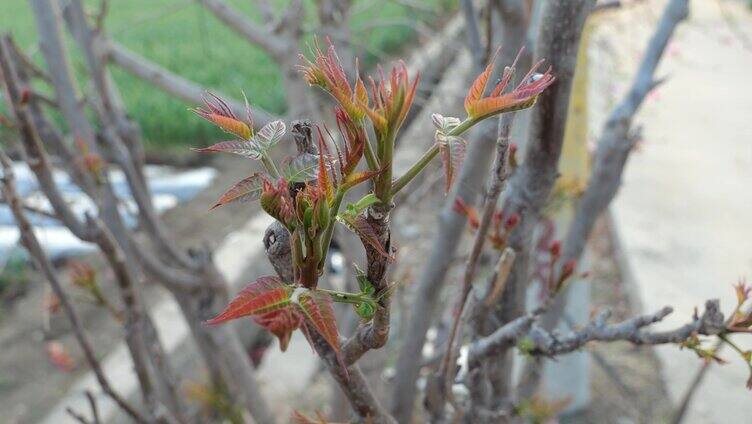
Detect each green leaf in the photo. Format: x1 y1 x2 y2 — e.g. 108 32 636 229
255 120 286 150
282 154 319 183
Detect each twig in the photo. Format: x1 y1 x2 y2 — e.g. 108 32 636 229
483 248 516 308
671 340 723 424
468 300 725 363
483 0 596 404
0 151 150 424
428 112 516 418
105 40 275 126
85 391 101 424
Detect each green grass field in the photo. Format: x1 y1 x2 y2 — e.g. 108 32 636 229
1 0 454 150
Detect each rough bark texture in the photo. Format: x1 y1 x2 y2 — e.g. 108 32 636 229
519 0 691 398
481 0 595 406
389 2 532 421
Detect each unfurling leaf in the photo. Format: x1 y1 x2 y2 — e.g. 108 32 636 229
261 178 296 226
436 134 467 194
255 120 286 149
68 260 97 290
431 113 461 133
210 173 264 210
454 197 480 229
193 93 253 139
282 154 319 183
254 308 302 351
316 132 335 201
192 140 263 160
206 276 292 325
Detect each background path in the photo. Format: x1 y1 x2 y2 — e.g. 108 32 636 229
602 1 752 422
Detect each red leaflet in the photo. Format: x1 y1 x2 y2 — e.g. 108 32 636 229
334 107 366 177
192 92 253 139
260 178 295 227
210 173 264 210
206 276 292 325
341 170 380 191
296 291 340 355
254 308 302 352
315 129 335 202
465 48 555 121
437 135 467 194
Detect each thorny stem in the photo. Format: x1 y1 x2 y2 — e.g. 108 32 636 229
391 118 475 194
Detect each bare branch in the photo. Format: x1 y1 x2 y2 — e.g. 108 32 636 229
195 0 287 58
427 112 517 419
63 0 198 271
541 0 691 356
0 152 150 424
391 3 534 420
468 300 725 364
483 0 595 403
105 40 275 126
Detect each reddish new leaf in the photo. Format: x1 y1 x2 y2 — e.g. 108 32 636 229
337 213 393 261
210 173 264 210
206 276 292 325
296 290 340 355
437 135 467 194
316 130 335 201
254 308 302 352
341 169 380 191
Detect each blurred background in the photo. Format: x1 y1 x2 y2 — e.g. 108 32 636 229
0 0 750 423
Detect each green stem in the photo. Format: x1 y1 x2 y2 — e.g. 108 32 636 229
317 287 374 305
318 188 347 270
363 132 379 172
376 130 396 203
390 118 475 195
260 153 280 179
720 333 751 365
